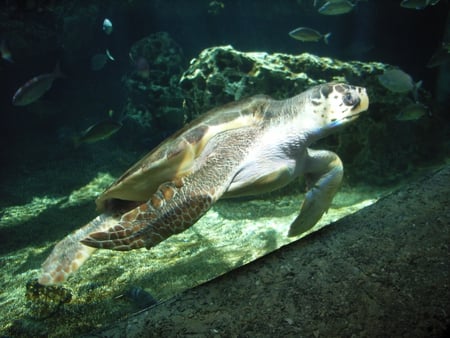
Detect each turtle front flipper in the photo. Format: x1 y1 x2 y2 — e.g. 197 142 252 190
288 149 343 237
81 130 252 252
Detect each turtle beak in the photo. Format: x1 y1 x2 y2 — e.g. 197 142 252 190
344 89 369 122
351 97 361 110
356 88 369 112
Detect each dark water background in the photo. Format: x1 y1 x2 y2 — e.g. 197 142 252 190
0 0 448 182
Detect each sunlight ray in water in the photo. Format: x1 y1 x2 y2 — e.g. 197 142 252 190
0 173 116 228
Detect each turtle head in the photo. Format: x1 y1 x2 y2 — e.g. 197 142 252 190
301 83 369 137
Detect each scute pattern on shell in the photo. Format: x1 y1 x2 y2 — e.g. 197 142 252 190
95 95 270 213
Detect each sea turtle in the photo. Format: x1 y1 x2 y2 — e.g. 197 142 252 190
38 83 369 285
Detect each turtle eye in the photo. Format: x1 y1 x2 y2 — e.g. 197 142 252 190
343 91 360 107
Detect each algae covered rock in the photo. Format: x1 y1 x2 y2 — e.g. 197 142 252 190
179 45 390 116
123 32 186 131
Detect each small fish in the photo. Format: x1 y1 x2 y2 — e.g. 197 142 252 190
74 119 122 147
117 286 158 310
378 68 421 100
400 0 439 9
1 40 13 63
289 27 331 44
318 0 361 15
90 49 114 71
314 0 349 5
102 18 113 35
105 48 115 61
12 63 64 106
395 102 428 121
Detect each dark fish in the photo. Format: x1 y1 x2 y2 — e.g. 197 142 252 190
289 27 331 44
74 119 122 147
400 0 440 9
117 286 158 310
12 63 64 106
1 40 13 63
427 44 450 68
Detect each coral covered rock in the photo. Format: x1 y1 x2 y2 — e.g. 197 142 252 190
179 45 391 116
123 32 186 131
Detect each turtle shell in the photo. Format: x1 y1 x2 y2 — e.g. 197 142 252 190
96 95 270 213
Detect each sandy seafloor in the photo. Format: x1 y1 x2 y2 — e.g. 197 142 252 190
0 142 449 336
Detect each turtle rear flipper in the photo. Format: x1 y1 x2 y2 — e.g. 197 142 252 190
82 129 253 251
81 182 217 251
288 149 343 237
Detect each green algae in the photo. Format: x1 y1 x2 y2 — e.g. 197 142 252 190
0 178 389 337
0 173 115 230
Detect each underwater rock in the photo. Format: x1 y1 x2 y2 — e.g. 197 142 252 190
179 45 440 185
25 278 72 319
180 45 413 115
123 32 186 133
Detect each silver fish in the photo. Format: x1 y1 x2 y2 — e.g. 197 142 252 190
314 0 358 6
289 27 331 44
102 18 113 35
378 69 421 100
395 102 428 121
400 0 440 9
318 0 358 15
12 63 64 106
74 119 122 147
105 49 115 61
